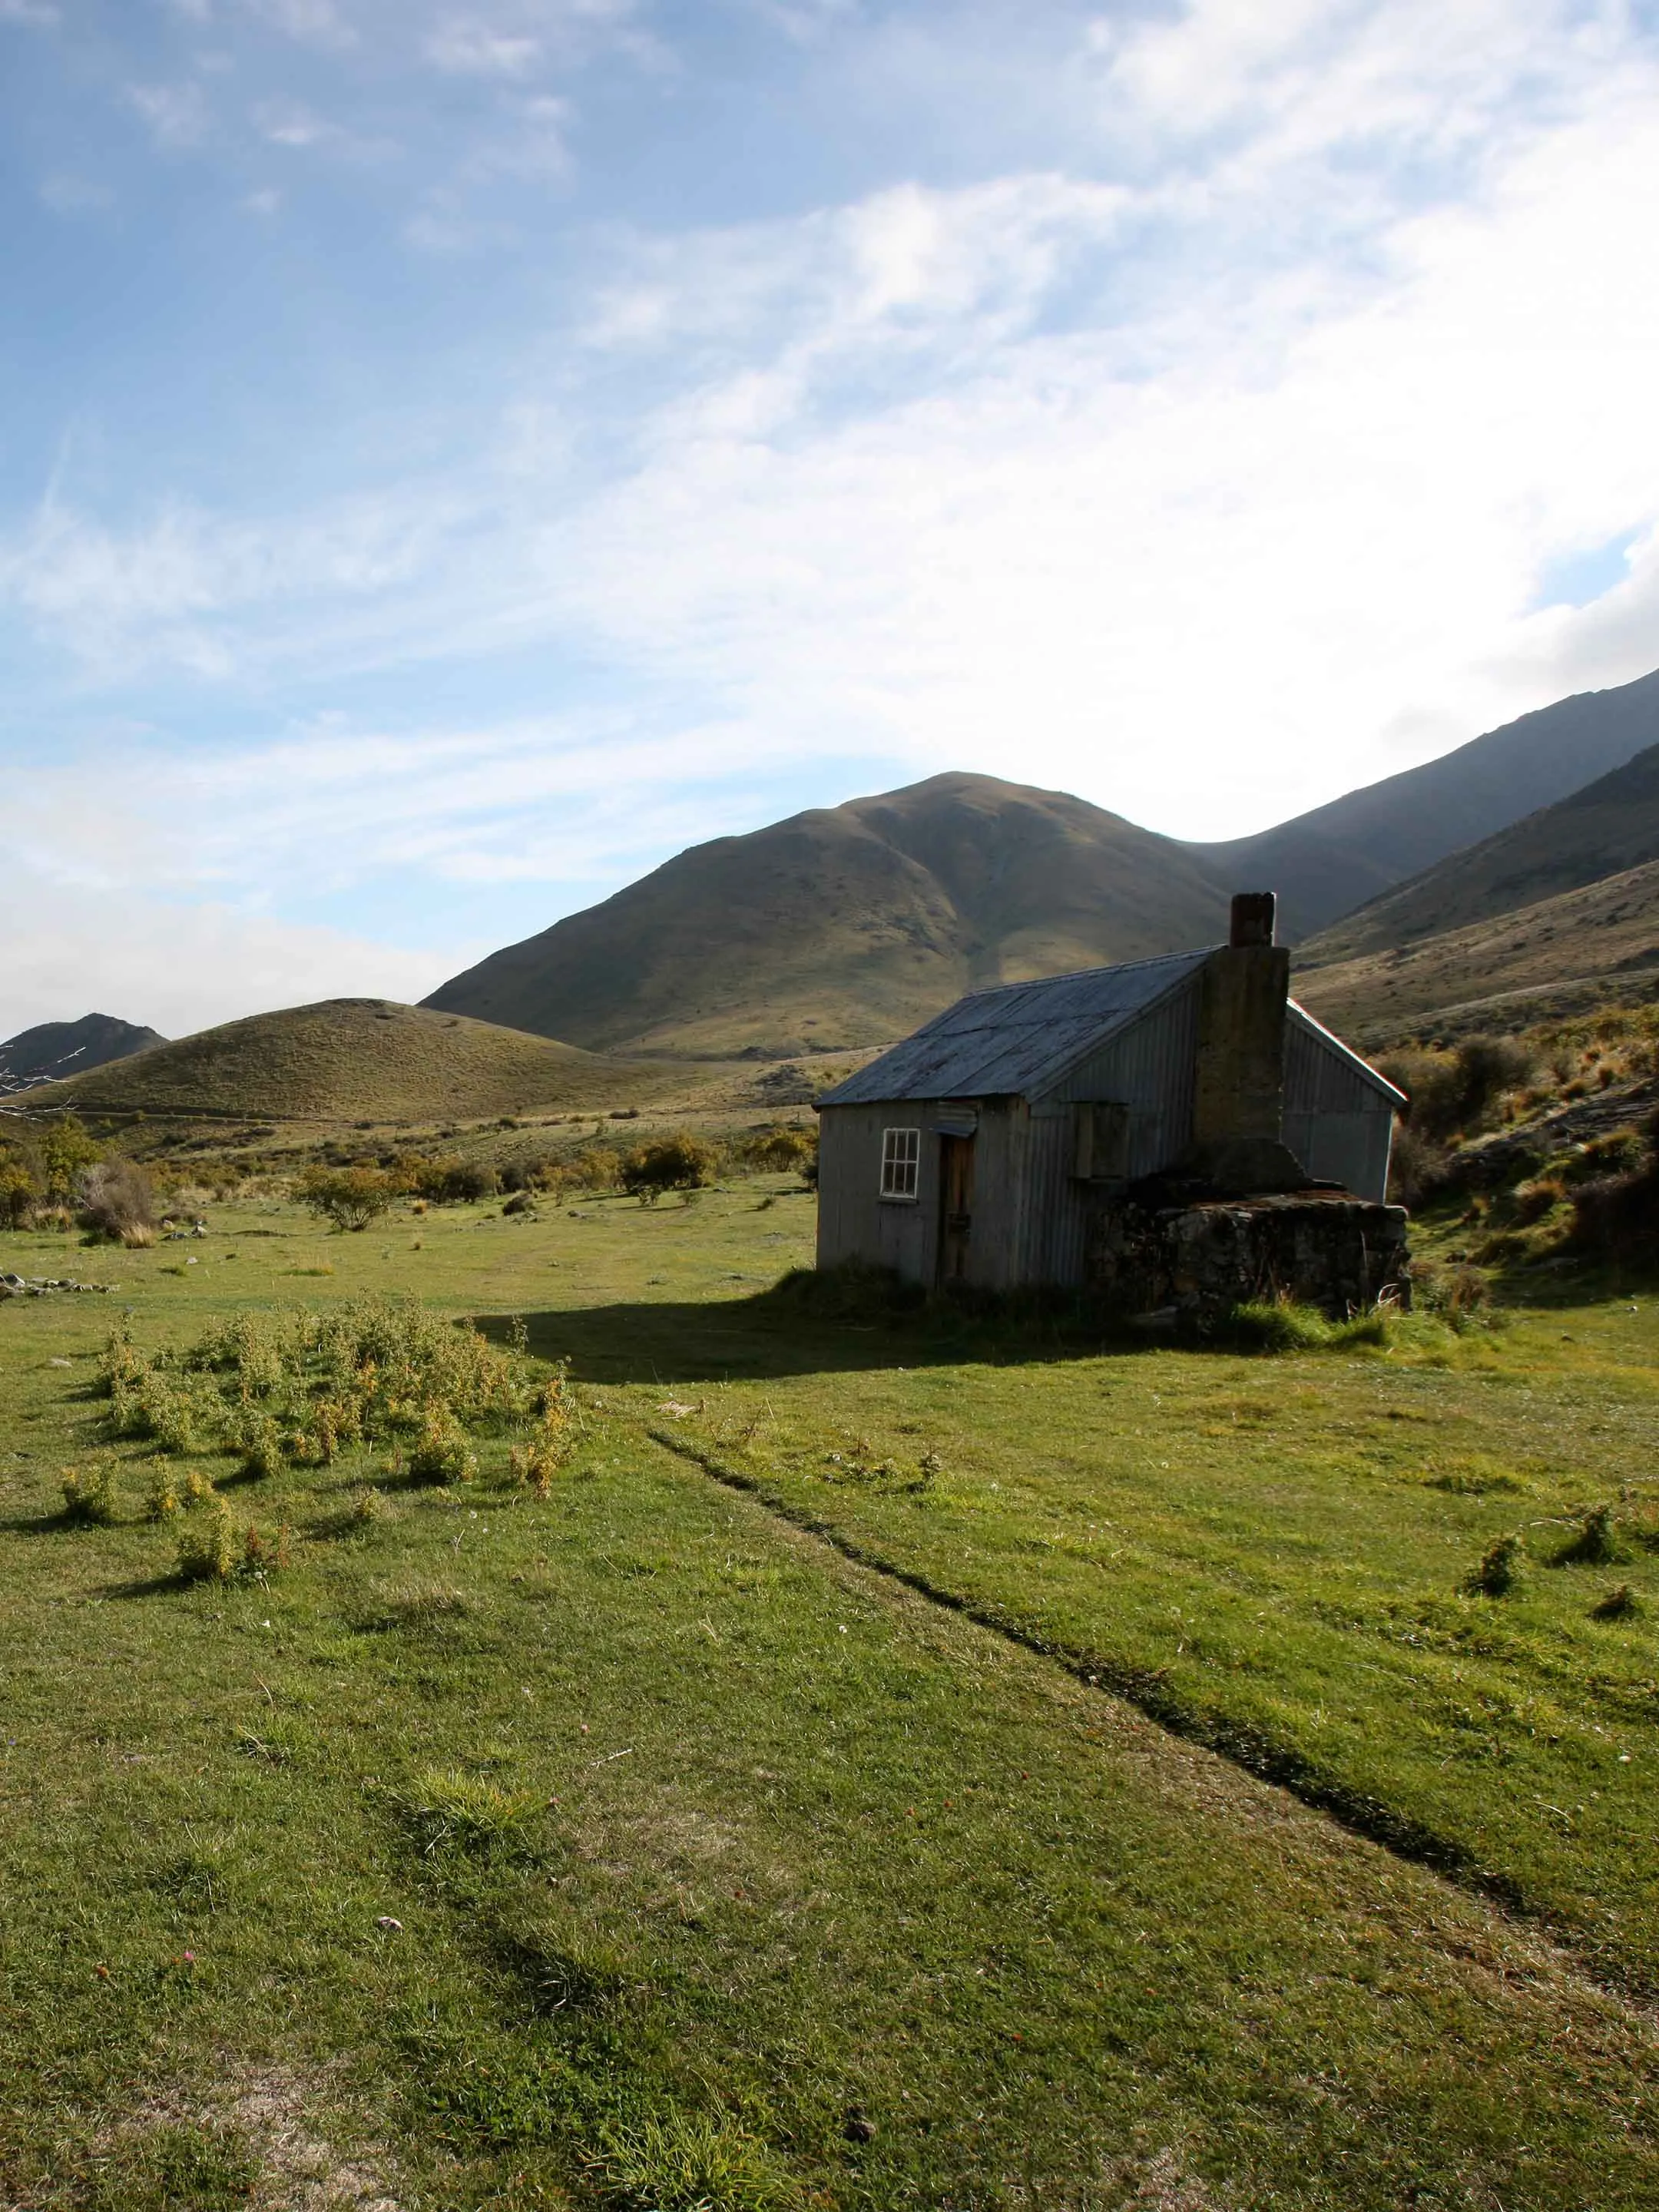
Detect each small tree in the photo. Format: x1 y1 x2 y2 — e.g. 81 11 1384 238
296 1164 395 1232
40 1113 101 1202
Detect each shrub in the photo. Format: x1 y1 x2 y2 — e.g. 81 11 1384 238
241 1523 290 1577
177 1502 236 1582
237 1410 286 1482
61 1460 120 1526
622 1132 717 1201
296 1164 396 1232
0 1161 38 1228
511 1409 570 1497
1387 1121 1451 1207
408 1402 476 1485
742 1128 817 1176
76 1159 157 1243
389 1154 498 1204
1464 1533 1521 1598
1568 1121 1659 1257
1556 1505 1621 1567
145 1465 181 1520
1379 1037 1541 1142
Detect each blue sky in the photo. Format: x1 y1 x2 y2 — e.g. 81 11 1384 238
4 0 1659 1038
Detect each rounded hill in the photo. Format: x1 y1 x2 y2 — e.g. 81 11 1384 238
17 999 659 1124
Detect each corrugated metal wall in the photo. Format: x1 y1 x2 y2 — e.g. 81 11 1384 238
1283 1018 1396 1200
1052 974 1201 1176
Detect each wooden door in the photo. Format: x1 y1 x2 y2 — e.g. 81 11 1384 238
938 1134 975 1286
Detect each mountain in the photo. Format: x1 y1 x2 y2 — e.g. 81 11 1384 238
1191 668 1659 940
1291 742 1659 1042
14 1000 662 1124
0 1013 164 1097
425 671 1659 1058
424 773 1233 1056
1298 743 1659 968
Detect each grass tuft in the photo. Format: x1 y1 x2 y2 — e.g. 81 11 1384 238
588 2108 800 2212
392 1768 538 1860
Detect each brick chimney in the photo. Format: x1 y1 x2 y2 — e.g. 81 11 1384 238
1188 892 1310 1191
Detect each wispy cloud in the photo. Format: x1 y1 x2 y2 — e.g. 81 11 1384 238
125 79 213 149
423 18 544 75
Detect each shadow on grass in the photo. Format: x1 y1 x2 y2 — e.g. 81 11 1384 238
482 1268 1138 1385
96 1571 192 1599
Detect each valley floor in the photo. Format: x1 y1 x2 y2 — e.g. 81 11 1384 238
2 1187 1656 2210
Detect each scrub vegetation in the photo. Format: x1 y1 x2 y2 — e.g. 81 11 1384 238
2 1169 1657 2210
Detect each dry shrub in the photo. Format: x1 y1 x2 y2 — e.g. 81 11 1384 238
1388 1120 1451 1207
1569 1114 1659 1257
1512 1175 1567 1225
77 1159 157 1243
1379 1036 1542 1143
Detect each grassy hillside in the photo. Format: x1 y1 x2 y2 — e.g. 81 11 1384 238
0 1012 164 1097
1294 859 1659 1045
15 999 670 1124
1201 666 1659 938
424 772 1233 1056
4 1189 1659 2206
426 674 1659 1058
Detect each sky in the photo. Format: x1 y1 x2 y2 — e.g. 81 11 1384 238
4 0 1659 1041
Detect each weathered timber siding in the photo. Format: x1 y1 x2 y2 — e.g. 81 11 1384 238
1283 1016 1396 1200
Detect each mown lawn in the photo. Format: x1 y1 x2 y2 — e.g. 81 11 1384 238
2 1184 1656 2209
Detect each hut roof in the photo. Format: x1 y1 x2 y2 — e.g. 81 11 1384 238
817 950 1210 1107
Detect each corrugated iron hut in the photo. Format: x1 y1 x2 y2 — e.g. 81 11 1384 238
813 892 1409 1317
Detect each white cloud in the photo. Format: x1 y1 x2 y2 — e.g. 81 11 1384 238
0 866 449 1042
243 0 356 48
125 80 212 149
0 0 59 28
423 18 543 75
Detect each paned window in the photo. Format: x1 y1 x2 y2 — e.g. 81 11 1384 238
879 1126 920 1199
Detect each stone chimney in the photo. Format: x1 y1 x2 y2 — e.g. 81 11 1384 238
1187 892 1310 1192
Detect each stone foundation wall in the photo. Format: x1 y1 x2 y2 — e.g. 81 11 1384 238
1089 1190 1410 1320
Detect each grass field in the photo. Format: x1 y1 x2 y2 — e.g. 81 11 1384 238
2 1183 1657 2210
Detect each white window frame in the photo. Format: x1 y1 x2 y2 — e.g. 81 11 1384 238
879 1125 921 1200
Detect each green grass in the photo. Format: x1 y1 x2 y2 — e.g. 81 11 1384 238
3 1184 1658 2207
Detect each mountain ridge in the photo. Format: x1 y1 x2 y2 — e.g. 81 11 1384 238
425 668 1659 1056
